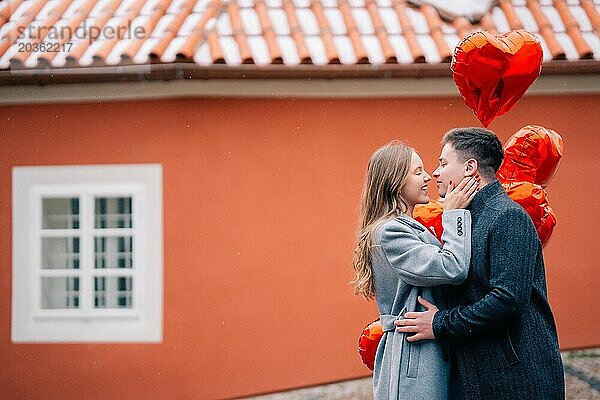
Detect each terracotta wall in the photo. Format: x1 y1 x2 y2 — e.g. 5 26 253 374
0 94 598 399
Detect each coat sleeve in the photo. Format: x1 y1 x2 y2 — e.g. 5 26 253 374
432 207 539 339
377 209 471 287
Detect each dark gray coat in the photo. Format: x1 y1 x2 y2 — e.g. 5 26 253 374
371 209 471 400
432 180 565 400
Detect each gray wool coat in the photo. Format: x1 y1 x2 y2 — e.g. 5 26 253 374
371 209 471 400
432 180 565 399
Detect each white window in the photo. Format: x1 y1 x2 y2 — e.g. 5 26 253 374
12 164 163 342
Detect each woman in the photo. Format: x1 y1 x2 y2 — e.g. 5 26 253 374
352 140 478 399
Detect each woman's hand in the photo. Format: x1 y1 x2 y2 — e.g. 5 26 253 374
443 176 480 210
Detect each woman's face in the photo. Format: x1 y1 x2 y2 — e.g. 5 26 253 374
401 152 431 208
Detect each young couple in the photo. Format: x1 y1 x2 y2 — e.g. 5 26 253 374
353 127 565 399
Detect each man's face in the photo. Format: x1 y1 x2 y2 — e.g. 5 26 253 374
433 143 467 198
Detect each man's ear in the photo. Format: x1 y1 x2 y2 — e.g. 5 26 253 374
464 158 478 177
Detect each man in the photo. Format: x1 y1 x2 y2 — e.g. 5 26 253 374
396 127 564 399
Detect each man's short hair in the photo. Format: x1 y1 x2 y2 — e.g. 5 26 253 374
442 127 504 179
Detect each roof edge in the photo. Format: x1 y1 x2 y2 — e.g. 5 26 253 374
2 73 600 105
0 61 599 87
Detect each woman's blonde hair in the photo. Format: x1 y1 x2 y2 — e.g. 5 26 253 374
351 140 414 300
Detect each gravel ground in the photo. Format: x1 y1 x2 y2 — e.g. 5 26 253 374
563 348 600 399
242 348 600 400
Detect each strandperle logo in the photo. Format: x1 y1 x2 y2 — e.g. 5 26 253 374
17 19 147 45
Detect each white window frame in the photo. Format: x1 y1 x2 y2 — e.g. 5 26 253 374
12 164 163 343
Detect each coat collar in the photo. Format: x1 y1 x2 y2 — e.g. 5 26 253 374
468 178 504 215
395 213 442 246
395 213 427 232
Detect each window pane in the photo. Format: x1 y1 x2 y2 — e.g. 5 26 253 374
94 277 133 308
41 277 80 309
42 237 80 269
95 197 132 228
94 236 133 269
42 198 79 229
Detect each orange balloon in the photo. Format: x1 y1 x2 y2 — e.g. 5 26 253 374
358 318 382 371
497 125 564 187
414 200 444 242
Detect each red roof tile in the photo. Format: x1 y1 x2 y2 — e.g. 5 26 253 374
366 0 396 62
555 0 594 57
0 0 599 71
528 0 566 59
393 0 425 62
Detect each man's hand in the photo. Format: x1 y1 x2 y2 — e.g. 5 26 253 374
395 296 438 342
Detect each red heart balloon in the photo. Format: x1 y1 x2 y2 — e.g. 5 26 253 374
497 125 564 187
452 30 543 127
501 181 557 245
